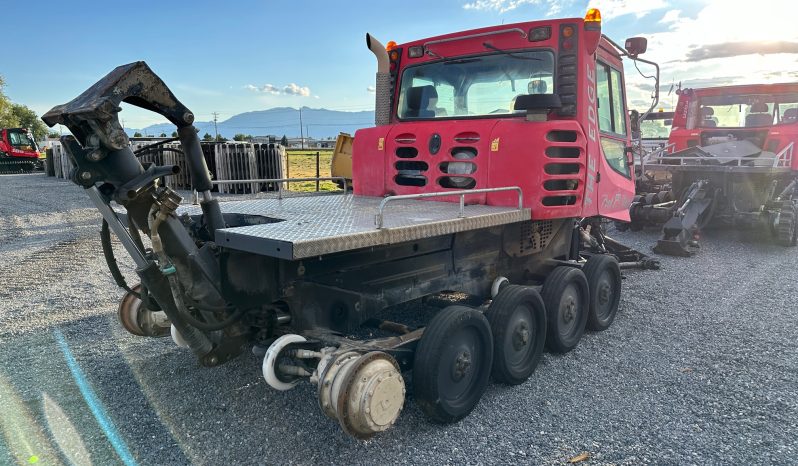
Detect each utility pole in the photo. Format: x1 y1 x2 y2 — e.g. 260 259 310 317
212 111 220 141
299 107 304 150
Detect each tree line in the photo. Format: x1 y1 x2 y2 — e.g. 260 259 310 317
0 74 50 140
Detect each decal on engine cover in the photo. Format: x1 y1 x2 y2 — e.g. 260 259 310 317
584 61 598 208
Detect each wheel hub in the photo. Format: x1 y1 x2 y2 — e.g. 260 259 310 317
562 296 577 323
598 282 611 305
512 322 530 350
452 350 472 381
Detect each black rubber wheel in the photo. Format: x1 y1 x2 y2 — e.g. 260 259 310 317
583 255 622 331
777 202 798 247
486 285 546 385
413 305 493 423
541 267 589 353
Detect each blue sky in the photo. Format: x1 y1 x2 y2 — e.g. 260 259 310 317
3 0 797 131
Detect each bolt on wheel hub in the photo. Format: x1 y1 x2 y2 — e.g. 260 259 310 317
598 282 611 305
452 350 472 381
562 297 577 323
512 322 530 350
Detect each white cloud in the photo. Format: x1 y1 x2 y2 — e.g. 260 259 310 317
283 83 311 97
586 0 667 20
463 0 665 18
462 0 540 13
659 9 681 24
245 82 311 97
366 85 376 93
623 0 798 111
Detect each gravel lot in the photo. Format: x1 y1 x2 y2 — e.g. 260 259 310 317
1 173 796 465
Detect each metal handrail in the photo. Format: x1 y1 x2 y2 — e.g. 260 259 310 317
644 143 794 169
375 187 523 229
641 143 675 167
210 176 348 200
775 142 794 167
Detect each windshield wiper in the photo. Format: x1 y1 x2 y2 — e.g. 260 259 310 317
483 42 541 60
443 58 482 65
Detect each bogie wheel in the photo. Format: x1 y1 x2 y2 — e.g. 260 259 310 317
486 285 546 385
117 284 170 337
541 266 589 353
583 255 622 331
777 202 798 247
413 305 493 423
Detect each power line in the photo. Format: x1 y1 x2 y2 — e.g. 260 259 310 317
212 111 220 140
298 108 304 150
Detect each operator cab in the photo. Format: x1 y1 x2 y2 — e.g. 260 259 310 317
356 9 653 222
671 83 798 161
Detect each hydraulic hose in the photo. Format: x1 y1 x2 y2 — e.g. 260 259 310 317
148 204 242 332
101 219 140 298
148 205 213 355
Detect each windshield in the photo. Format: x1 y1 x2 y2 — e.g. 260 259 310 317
397 50 555 120
8 130 37 149
640 114 672 139
697 93 798 128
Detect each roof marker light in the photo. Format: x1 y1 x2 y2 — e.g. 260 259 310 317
386 41 398 51
585 8 601 22
408 46 424 58
528 26 551 42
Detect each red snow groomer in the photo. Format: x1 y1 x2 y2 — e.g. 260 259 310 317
0 128 40 173
43 9 657 439
630 83 798 255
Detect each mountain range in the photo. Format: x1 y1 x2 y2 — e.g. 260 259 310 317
125 106 375 139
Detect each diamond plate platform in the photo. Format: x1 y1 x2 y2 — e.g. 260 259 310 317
177 194 530 260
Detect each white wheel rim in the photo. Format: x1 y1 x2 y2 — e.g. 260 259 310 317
491 276 509 298
263 334 307 391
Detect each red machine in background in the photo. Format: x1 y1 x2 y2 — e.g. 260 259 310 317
669 83 798 157
630 83 798 254
0 128 40 173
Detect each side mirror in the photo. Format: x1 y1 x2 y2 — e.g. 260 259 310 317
624 37 647 58
629 109 641 134
664 119 673 126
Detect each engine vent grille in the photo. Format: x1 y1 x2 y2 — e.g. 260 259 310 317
519 220 555 254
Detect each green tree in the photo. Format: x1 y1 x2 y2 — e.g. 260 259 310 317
0 75 12 128
133 132 143 137
159 132 167 137
8 104 48 141
215 135 228 142
171 131 178 138
233 133 247 141
280 135 288 146
47 131 60 139
202 132 214 141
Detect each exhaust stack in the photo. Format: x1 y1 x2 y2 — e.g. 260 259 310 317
366 33 391 126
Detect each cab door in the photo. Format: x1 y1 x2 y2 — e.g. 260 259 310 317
595 60 635 221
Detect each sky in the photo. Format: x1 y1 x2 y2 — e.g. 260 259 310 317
2 0 797 133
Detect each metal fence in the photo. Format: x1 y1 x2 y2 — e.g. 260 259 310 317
47 140 287 192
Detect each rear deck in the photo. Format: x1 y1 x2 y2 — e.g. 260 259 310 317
179 193 530 260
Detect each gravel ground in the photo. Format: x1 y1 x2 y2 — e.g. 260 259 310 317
1 173 796 465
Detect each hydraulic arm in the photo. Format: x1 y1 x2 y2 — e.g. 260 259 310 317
42 62 238 366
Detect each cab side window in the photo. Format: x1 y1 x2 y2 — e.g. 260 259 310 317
596 61 630 177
